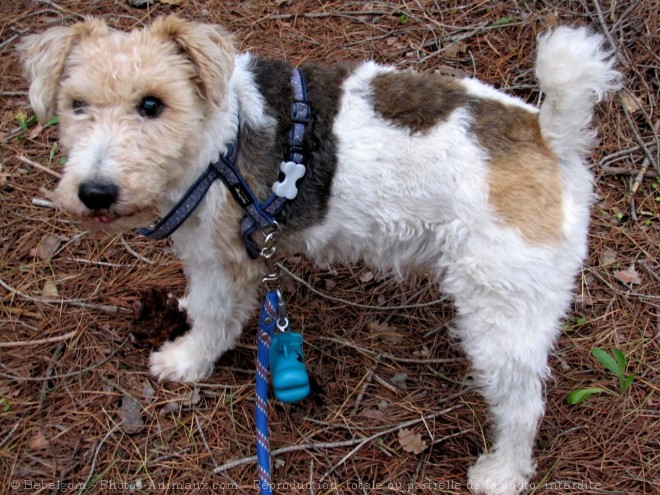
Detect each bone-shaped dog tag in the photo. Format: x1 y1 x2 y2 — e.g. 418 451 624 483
272 161 306 200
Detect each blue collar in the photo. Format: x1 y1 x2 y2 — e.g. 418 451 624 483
138 68 310 258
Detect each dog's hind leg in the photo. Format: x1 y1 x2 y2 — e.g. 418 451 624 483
442 250 571 495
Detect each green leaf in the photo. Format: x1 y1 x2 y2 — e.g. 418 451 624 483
491 16 516 28
566 387 608 405
16 112 29 132
49 142 58 163
621 374 634 393
0 397 9 412
398 14 409 24
611 348 627 372
591 348 622 379
44 116 59 128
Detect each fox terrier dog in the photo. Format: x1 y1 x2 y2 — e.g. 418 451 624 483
19 16 619 495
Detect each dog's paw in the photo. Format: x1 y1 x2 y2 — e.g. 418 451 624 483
468 452 534 495
149 338 213 383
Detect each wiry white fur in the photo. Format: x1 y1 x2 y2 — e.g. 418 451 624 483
21 19 619 495
536 26 621 162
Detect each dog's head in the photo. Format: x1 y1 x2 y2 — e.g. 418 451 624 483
18 16 235 231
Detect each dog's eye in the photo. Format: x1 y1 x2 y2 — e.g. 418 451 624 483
138 96 164 118
72 100 86 115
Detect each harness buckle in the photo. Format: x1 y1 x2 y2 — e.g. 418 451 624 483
291 100 312 124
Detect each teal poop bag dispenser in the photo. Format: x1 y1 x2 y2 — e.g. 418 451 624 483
269 331 310 403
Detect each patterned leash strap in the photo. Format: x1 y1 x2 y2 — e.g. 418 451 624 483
256 289 279 495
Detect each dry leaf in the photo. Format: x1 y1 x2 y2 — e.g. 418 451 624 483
391 372 408 390
120 395 144 434
621 93 643 114
28 431 49 450
413 345 431 358
32 234 61 261
368 321 403 343
444 41 468 57
324 278 336 291
543 12 559 28
574 292 594 306
160 0 183 5
42 280 58 298
143 382 155 401
361 408 385 420
359 271 374 283
28 123 44 140
614 265 642 285
398 428 427 454
602 248 617 266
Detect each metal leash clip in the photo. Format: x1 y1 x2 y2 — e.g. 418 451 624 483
260 222 283 288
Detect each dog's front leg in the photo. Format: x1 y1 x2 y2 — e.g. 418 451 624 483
149 255 262 383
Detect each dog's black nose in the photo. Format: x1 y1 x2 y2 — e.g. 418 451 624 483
78 182 119 210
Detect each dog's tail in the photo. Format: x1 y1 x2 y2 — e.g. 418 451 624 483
535 26 620 162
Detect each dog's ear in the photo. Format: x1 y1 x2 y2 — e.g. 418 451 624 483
151 16 235 109
17 17 109 124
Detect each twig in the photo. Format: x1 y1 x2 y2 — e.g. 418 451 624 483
0 90 28 96
39 342 66 409
628 176 637 222
120 235 156 265
590 0 629 66
195 412 219 469
31 197 57 209
0 34 21 50
0 330 77 348
600 166 658 178
76 422 121 495
267 10 394 21
309 459 314 495
588 0 659 172
66 257 133 269
318 336 461 365
350 354 382 417
629 157 650 221
0 337 129 382
0 423 20 450
372 373 400 394
414 23 489 65
214 404 463 474
618 93 659 173
17 154 62 179
277 263 448 311
0 276 129 314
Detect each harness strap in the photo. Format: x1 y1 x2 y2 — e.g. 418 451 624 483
137 143 237 240
240 68 311 257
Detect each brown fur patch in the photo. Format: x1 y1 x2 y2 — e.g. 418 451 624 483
371 71 468 132
470 99 563 245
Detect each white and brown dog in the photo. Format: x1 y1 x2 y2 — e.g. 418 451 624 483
19 16 619 495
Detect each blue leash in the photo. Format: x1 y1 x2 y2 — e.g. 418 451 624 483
256 290 310 495
256 290 278 494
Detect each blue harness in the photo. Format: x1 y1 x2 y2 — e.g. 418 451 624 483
138 68 312 495
139 68 311 258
